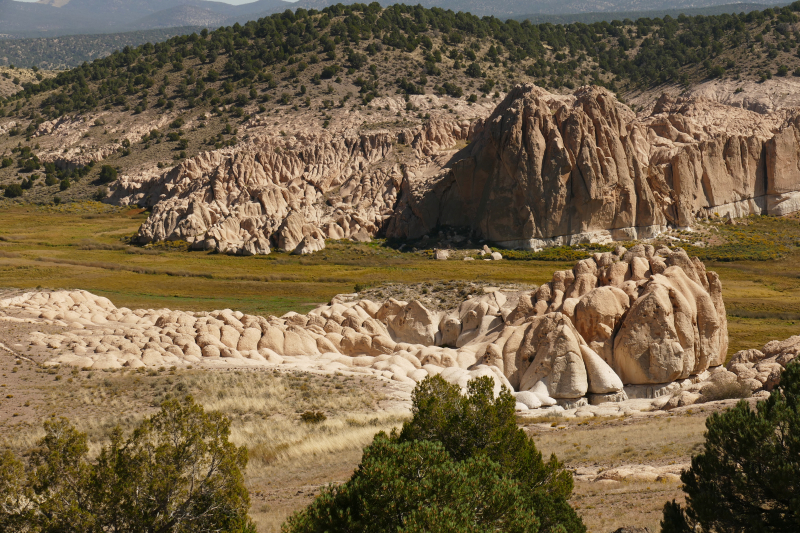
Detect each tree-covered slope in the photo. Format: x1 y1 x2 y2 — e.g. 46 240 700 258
3 2 800 135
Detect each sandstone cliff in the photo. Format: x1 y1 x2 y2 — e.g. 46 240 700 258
113 84 800 253
387 85 800 247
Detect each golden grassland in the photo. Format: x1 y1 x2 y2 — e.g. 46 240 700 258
1 204 799 356
0 352 409 531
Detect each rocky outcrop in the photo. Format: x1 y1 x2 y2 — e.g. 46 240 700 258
5 249 751 411
470 244 728 390
387 85 665 247
386 85 800 246
726 335 799 391
112 119 473 255
111 84 800 254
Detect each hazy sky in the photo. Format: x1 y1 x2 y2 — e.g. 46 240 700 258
13 0 276 4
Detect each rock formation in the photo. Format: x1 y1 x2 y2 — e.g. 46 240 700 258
111 119 473 255
726 335 799 392
387 85 800 246
111 84 800 255
7 250 780 414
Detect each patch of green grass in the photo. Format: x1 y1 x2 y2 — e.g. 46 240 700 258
497 244 619 262
2 206 800 356
0 206 569 317
685 215 800 261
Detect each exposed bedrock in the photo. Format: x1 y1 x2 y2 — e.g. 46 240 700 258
112 84 800 255
111 120 472 255
387 84 665 246
387 85 800 246
5 248 745 408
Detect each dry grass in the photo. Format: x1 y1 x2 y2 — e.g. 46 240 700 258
699 381 752 402
572 479 684 533
525 412 715 532
529 413 708 467
0 345 407 532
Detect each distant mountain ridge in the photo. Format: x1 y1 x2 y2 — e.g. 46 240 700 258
512 2 790 23
0 0 293 36
0 0 785 36
131 5 231 29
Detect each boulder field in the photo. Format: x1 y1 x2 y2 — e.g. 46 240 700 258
2 247 794 413
111 83 800 255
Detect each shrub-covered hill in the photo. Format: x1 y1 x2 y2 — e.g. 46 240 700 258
4 1 800 126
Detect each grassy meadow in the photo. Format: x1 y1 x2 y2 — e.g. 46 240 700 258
1 203 799 356
0 203 573 316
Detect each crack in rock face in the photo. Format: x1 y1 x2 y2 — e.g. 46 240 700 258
6 247 788 414
111 83 800 256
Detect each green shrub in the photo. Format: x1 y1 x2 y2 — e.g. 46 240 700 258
286 376 584 533
3 183 23 198
44 174 58 186
59 178 70 191
465 62 483 78
0 396 253 532
397 375 584 532
300 410 326 424
661 361 800 532
22 159 40 172
97 165 117 184
441 81 463 97
283 437 539 533
93 186 108 201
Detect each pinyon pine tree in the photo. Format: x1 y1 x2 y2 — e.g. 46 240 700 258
283 375 584 533
662 361 800 533
0 396 254 533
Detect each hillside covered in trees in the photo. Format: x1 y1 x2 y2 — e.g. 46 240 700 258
2 2 800 124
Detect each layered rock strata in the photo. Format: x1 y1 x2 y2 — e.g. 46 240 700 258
112 84 800 255
5 249 767 411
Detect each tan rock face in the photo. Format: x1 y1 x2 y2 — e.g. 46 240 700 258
386 85 800 246
387 85 662 246
497 246 728 385
111 84 800 254
613 261 725 384
113 119 471 255
515 313 589 398
573 286 630 364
